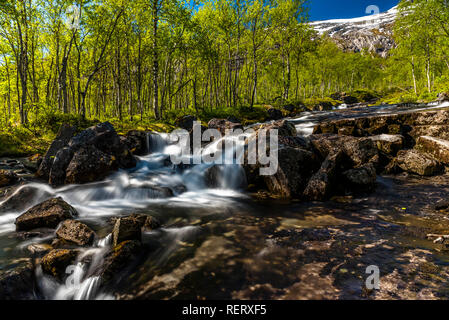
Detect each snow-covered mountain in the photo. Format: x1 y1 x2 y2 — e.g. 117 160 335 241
310 6 398 57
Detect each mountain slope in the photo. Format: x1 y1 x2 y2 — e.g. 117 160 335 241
310 6 398 57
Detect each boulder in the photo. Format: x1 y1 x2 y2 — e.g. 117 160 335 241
124 130 149 155
41 122 136 187
56 220 95 246
369 134 404 156
0 259 36 300
208 118 243 135
49 147 74 186
395 149 443 176
226 115 241 123
37 124 78 179
98 240 142 285
64 145 118 185
175 115 197 131
253 120 297 137
15 197 77 231
342 95 358 105
415 136 449 165
342 162 377 190
40 249 79 280
282 104 296 113
110 214 161 232
262 147 317 199
0 170 18 188
266 108 283 121
112 216 142 247
309 134 378 165
303 151 348 201
341 137 378 167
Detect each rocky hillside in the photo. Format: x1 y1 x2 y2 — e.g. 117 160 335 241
310 6 398 58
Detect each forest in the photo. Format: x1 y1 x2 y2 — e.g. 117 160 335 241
0 0 448 156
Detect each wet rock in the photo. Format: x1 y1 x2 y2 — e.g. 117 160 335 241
395 149 443 176
49 147 74 186
27 243 53 255
0 185 52 213
21 155 42 173
416 136 449 165
342 95 358 105
226 115 241 123
208 118 243 135
175 115 197 131
263 147 316 199
0 259 36 300
64 145 118 185
0 169 18 187
124 185 173 199
256 119 297 137
303 151 347 201
37 124 78 180
266 108 283 121
99 240 142 284
309 134 378 166
278 136 312 150
110 214 161 232
341 137 378 167
205 165 247 189
40 122 136 186
369 134 404 156
113 217 142 247
342 162 377 190
56 220 95 246
282 104 296 113
15 197 78 231
124 130 148 155
40 249 79 280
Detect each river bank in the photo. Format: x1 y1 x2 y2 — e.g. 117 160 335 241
2 101 449 300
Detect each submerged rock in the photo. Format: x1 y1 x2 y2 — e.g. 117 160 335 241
56 220 95 246
0 259 36 300
15 197 78 231
40 249 79 280
0 169 18 188
394 149 443 176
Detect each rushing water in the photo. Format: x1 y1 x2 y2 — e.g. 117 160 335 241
2 102 449 300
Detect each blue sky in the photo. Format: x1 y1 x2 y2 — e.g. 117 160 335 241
308 0 399 21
